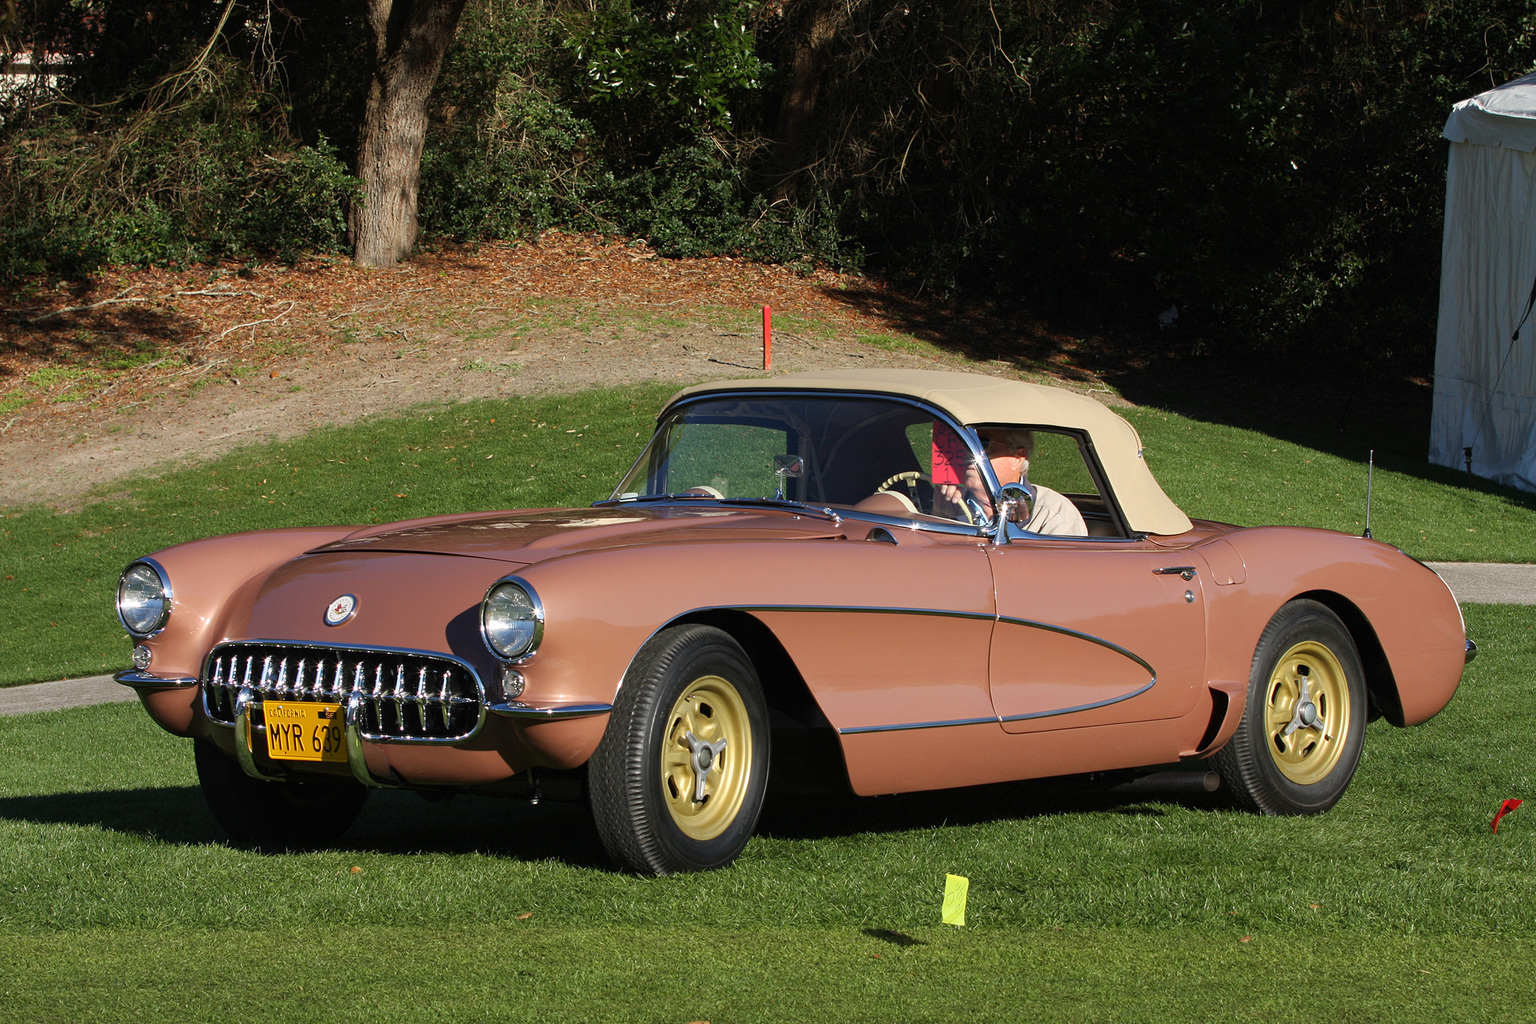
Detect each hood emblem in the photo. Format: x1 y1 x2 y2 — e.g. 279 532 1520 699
324 594 357 626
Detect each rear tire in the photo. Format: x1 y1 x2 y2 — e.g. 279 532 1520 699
588 625 770 874
194 739 368 850
1214 600 1366 815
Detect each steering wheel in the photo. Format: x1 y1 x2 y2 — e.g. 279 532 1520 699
875 472 976 525
876 470 927 496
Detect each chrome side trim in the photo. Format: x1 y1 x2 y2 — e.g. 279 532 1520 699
733 603 997 623
731 603 1160 686
769 607 1157 735
615 603 1001 710
839 714 999 736
997 679 1158 723
836 680 1158 735
489 701 614 721
994 615 1157 678
836 684 1161 736
114 670 198 689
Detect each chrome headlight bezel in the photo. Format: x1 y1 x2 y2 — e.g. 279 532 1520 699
117 559 172 638
481 577 544 662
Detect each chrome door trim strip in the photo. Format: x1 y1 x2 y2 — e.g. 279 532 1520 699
997 678 1158 723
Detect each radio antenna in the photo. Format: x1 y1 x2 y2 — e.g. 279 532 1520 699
1363 449 1375 540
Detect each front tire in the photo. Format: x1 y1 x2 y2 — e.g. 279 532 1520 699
588 625 770 874
194 739 368 850
1214 600 1367 815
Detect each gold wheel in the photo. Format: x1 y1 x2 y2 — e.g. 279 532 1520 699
590 625 769 873
659 673 754 841
1261 640 1353 786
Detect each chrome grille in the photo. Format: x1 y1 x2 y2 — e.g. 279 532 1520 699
202 641 484 742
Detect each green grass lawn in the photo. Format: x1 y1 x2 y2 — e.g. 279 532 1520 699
4 380 1535 688
0 603 1531 1021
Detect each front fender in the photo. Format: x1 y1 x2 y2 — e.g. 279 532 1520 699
123 527 363 699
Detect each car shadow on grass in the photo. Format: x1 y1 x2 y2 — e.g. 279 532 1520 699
0 770 1227 868
0 785 610 868
757 769 1229 841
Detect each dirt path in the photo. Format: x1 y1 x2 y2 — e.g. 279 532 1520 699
2 233 1093 510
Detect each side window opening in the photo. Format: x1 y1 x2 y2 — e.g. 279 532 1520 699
972 425 1124 539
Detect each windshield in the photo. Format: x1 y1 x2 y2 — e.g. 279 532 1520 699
611 394 983 522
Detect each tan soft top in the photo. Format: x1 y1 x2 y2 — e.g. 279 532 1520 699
673 369 1192 536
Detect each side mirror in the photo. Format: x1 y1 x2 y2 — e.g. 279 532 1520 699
773 453 805 500
991 482 1033 542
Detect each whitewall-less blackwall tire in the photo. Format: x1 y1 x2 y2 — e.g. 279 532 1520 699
588 625 770 874
1214 599 1367 815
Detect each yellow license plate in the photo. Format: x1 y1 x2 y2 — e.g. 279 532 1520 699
263 701 347 763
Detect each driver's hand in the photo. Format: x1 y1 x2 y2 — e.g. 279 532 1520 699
940 481 992 520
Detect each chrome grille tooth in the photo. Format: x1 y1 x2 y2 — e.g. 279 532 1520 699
274 657 289 700
415 667 429 736
439 670 452 732
208 656 226 717
351 661 366 702
371 663 384 733
293 658 307 700
258 655 275 700
399 666 411 736
330 659 346 702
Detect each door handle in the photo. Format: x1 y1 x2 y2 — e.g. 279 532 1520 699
1154 566 1198 581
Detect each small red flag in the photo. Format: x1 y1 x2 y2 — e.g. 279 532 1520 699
1491 798 1523 833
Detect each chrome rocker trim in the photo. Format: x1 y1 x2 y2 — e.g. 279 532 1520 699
489 701 614 720
114 670 199 689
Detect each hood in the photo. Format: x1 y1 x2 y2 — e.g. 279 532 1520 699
311 505 847 565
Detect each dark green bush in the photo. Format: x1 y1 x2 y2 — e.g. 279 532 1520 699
0 95 356 277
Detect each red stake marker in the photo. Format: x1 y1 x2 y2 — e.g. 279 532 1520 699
1492 798 1523 833
763 304 772 371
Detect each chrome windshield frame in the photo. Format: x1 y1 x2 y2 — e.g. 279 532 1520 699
604 387 1000 537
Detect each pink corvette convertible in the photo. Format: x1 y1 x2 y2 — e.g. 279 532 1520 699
115 369 1472 873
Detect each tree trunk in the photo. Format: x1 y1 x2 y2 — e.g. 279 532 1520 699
354 0 467 268
770 0 845 206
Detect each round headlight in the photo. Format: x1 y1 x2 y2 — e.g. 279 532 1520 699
117 561 170 637
482 579 543 661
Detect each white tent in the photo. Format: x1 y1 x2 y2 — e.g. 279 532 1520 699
1431 72 1536 491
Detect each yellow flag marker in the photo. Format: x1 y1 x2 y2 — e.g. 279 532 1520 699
942 874 969 927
